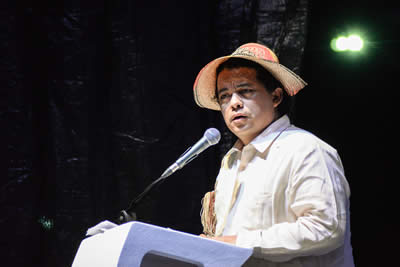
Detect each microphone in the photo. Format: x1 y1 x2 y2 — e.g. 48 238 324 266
118 128 221 223
160 128 221 179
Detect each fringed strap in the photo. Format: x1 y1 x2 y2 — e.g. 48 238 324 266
200 190 216 236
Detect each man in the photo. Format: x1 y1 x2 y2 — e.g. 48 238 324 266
194 43 354 266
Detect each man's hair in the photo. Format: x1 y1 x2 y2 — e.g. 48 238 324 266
215 58 294 118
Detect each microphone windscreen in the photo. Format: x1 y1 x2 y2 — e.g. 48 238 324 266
204 128 221 145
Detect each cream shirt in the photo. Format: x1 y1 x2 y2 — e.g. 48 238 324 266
214 115 354 266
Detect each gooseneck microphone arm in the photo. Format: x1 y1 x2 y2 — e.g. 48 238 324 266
118 175 165 223
118 128 221 224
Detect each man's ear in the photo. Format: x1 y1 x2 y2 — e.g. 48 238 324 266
272 87 283 108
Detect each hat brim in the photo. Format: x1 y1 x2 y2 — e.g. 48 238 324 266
193 55 307 111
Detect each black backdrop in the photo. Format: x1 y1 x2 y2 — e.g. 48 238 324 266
1 1 399 266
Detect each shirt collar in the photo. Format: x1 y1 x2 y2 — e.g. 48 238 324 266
222 115 291 169
250 114 291 154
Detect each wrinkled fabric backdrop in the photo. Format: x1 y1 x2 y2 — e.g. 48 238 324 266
1 0 398 266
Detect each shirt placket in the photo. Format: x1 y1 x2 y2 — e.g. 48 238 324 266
218 145 257 236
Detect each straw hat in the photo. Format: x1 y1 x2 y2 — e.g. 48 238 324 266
193 43 307 110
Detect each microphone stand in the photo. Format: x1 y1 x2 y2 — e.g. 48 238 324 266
117 146 196 224
117 175 168 224
117 128 220 224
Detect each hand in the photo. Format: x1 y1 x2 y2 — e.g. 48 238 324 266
200 234 237 244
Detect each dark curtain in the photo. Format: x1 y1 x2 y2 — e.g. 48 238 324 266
1 1 308 266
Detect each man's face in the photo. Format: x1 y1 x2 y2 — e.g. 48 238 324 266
216 67 281 145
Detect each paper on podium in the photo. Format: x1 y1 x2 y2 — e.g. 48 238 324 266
72 221 255 267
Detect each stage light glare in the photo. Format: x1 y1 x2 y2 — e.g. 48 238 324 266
347 34 364 51
330 38 340 51
331 34 364 52
335 36 349 51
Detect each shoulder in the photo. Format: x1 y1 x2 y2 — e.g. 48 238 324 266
278 125 350 197
276 125 339 159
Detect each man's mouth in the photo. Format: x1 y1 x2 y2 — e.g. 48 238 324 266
232 114 248 122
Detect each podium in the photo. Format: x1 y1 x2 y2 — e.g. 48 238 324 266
72 221 260 267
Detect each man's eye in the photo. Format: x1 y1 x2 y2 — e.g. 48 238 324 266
219 94 229 100
240 89 253 95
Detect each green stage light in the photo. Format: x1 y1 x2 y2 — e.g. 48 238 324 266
38 216 54 230
331 34 364 52
336 36 349 51
347 35 364 51
330 38 339 52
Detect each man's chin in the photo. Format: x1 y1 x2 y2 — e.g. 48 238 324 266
230 126 251 138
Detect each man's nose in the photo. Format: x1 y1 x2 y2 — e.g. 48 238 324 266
230 93 243 110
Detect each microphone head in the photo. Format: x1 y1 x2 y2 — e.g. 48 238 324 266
204 128 221 145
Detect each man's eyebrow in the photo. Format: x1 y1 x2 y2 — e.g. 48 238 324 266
236 82 253 88
218 83 253 94
217 87 228 95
